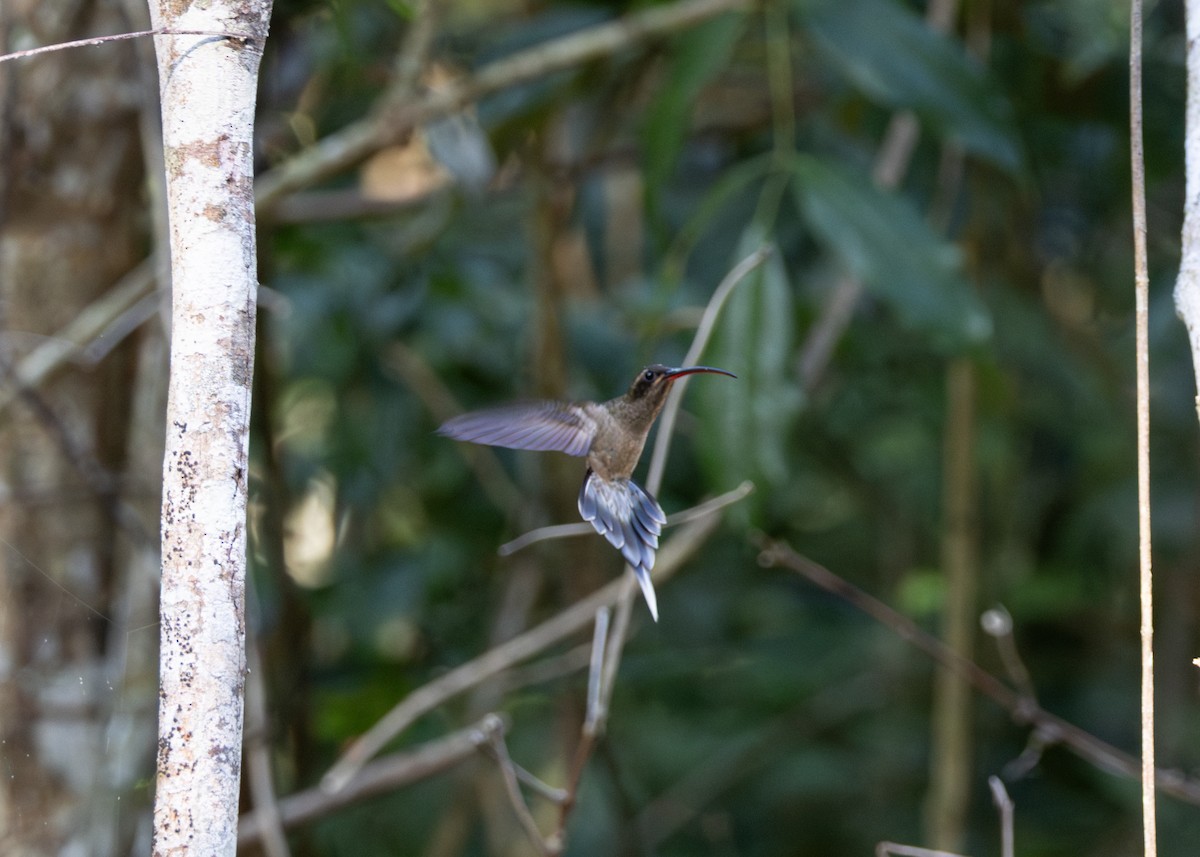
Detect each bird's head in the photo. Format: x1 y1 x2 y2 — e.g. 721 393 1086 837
624 364 736 412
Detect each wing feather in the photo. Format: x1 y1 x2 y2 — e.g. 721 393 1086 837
438 402 597 456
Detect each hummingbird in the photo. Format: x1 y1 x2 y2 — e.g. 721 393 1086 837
437 364 736 621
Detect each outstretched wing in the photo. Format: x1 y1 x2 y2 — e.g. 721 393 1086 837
438 402 598 457
578 472 668 621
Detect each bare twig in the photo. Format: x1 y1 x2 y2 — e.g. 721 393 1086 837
238 719 497 847
988 776 1014 857
0 27 256 65
753 536 1200 807
321 505 735 794
1129 0 1157 853
499 480 753 555
980 606 1036 700
481 715 552 855
584 607 610 734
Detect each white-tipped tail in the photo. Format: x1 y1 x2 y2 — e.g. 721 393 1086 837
578 471 667 621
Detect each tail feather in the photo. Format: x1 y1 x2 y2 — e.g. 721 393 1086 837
578 471 664 621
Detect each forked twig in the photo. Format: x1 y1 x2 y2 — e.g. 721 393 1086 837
755 536 1200 807
320 503 735 794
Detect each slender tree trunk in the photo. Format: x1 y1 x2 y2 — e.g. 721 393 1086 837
147 2 272 853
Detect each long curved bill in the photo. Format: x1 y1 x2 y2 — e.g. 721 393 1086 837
663 365 736 380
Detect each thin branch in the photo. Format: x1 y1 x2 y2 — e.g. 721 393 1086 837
753 536 1200 807
481 715 552 855
498 480 753 555
980 606 1036 701
1129 0 1157 853
238 719 497 847
989 776 1014 857
584 607 610 734
320 505 734 794
0 28 255 65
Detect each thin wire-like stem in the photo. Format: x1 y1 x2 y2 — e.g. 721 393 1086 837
0 28 254 65
1129 1 1157 854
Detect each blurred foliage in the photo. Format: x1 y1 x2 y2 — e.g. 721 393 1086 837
247 0 1199 854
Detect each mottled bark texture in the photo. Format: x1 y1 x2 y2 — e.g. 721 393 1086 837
147 1 271 855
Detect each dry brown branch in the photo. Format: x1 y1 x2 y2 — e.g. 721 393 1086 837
1129 0 1157 853
753 536 1200 807
238 718 498 847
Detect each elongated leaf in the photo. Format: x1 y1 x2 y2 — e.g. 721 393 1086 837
797 0 1020 171
791 155 991 347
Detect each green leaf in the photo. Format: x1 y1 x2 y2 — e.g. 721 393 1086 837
642 13 746 188
697 227 803 504
791 155 991 348
797 0 1020 171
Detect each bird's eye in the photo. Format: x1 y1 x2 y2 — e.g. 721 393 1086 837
643 370 655 382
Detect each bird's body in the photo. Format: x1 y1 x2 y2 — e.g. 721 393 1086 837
437 364 735 620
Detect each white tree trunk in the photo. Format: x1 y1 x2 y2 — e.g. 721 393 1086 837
147 2 271 853
1177 0 1200 415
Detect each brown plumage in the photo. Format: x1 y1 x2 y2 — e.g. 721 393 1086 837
437 364 735 620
